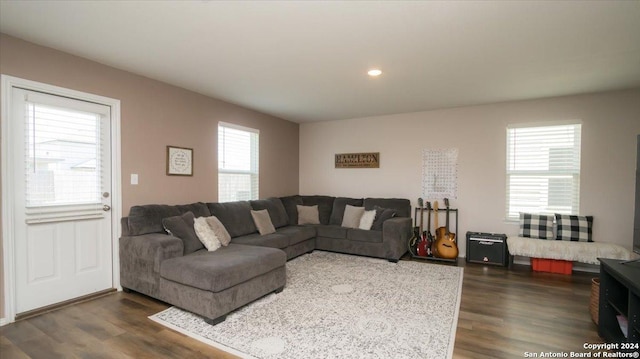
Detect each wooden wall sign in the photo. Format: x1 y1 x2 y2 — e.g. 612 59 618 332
335 152 380 168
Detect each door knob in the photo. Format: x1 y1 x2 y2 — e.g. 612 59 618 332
103 205 111 211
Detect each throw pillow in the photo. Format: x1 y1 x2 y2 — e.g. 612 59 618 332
251 209 276 235
162 211 204 255
555 214 593 242
341 205 365 228
371 206 396 231
297 205 320 225
193 216 222 252
519 213 554 239
359 209 377 230
205 216 231 246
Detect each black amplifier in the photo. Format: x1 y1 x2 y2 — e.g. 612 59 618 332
466 232 508 266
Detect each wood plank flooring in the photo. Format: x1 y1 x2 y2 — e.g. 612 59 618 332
1 261 602 358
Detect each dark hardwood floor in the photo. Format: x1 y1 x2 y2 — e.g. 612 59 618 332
1 261 602 358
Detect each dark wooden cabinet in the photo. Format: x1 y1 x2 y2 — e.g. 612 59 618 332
598 259 640 345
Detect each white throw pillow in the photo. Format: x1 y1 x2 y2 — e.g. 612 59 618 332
359 210 376 230
342 205 365 228
251 209 276 235
194 216 222 251
204 216 231 246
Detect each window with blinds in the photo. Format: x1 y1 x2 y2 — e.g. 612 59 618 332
506 123 582 219
25 101 104 208
218 122 259 202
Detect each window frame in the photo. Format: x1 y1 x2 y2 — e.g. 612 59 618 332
217 121 259 202
505 122 582 220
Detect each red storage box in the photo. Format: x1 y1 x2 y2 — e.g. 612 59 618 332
531 258 573 274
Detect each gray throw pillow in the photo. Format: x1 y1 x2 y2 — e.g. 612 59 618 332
297 205 320 225
162 211 204 255
251 209 276 235
371 206 396 231
341 205 365 228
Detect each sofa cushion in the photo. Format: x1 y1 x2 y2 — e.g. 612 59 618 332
280 195 303 226
317 225 348 239
301 195 335 225
176 202 211 218
251 209 276 235
128 202 210 235
275 226 316 246
364 198 411 218
329 197 364 225
162 212 204 255
371 206 397 231
347 228 383 243
232 232 290 249
297 205 320 225
193 216 222 251
207 201 257 238
160 243 286 293
250 198 289 228
342 205 365 228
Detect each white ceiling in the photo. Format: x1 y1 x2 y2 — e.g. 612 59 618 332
1 1 639 123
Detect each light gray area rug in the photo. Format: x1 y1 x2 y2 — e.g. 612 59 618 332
149 251 463 359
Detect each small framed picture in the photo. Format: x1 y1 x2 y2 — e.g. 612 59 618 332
166 146 193 176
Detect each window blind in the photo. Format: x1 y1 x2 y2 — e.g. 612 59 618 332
24 100 105 209
218 122 259 202
506 123 581 219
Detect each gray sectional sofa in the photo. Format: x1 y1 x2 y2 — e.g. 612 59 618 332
119 195 411 324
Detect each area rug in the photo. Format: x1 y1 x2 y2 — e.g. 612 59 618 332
149 251 464 359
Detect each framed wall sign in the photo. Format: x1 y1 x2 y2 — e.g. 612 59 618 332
167 146 193 176
335 152 380 168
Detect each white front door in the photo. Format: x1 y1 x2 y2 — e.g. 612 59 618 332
11 87 114 314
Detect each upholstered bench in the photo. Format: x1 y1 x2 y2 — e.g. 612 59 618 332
508 213 634 270
507 236 632 266
158 243 286 324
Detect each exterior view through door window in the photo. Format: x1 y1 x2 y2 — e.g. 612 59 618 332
25 102 103 208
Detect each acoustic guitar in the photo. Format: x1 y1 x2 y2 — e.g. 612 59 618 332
432 198 459 259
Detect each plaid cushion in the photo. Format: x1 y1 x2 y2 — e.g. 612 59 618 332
519 213 554 239
555 214 593 242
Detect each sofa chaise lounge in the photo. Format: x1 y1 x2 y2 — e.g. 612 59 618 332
119 195 411 324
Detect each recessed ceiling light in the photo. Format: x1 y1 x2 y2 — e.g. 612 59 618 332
368 69 382 77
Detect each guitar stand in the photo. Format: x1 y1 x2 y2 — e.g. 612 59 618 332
408 206 459 266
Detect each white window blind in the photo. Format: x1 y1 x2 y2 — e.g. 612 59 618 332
24 100 105 209
218 122 259 202
506 123 581 219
